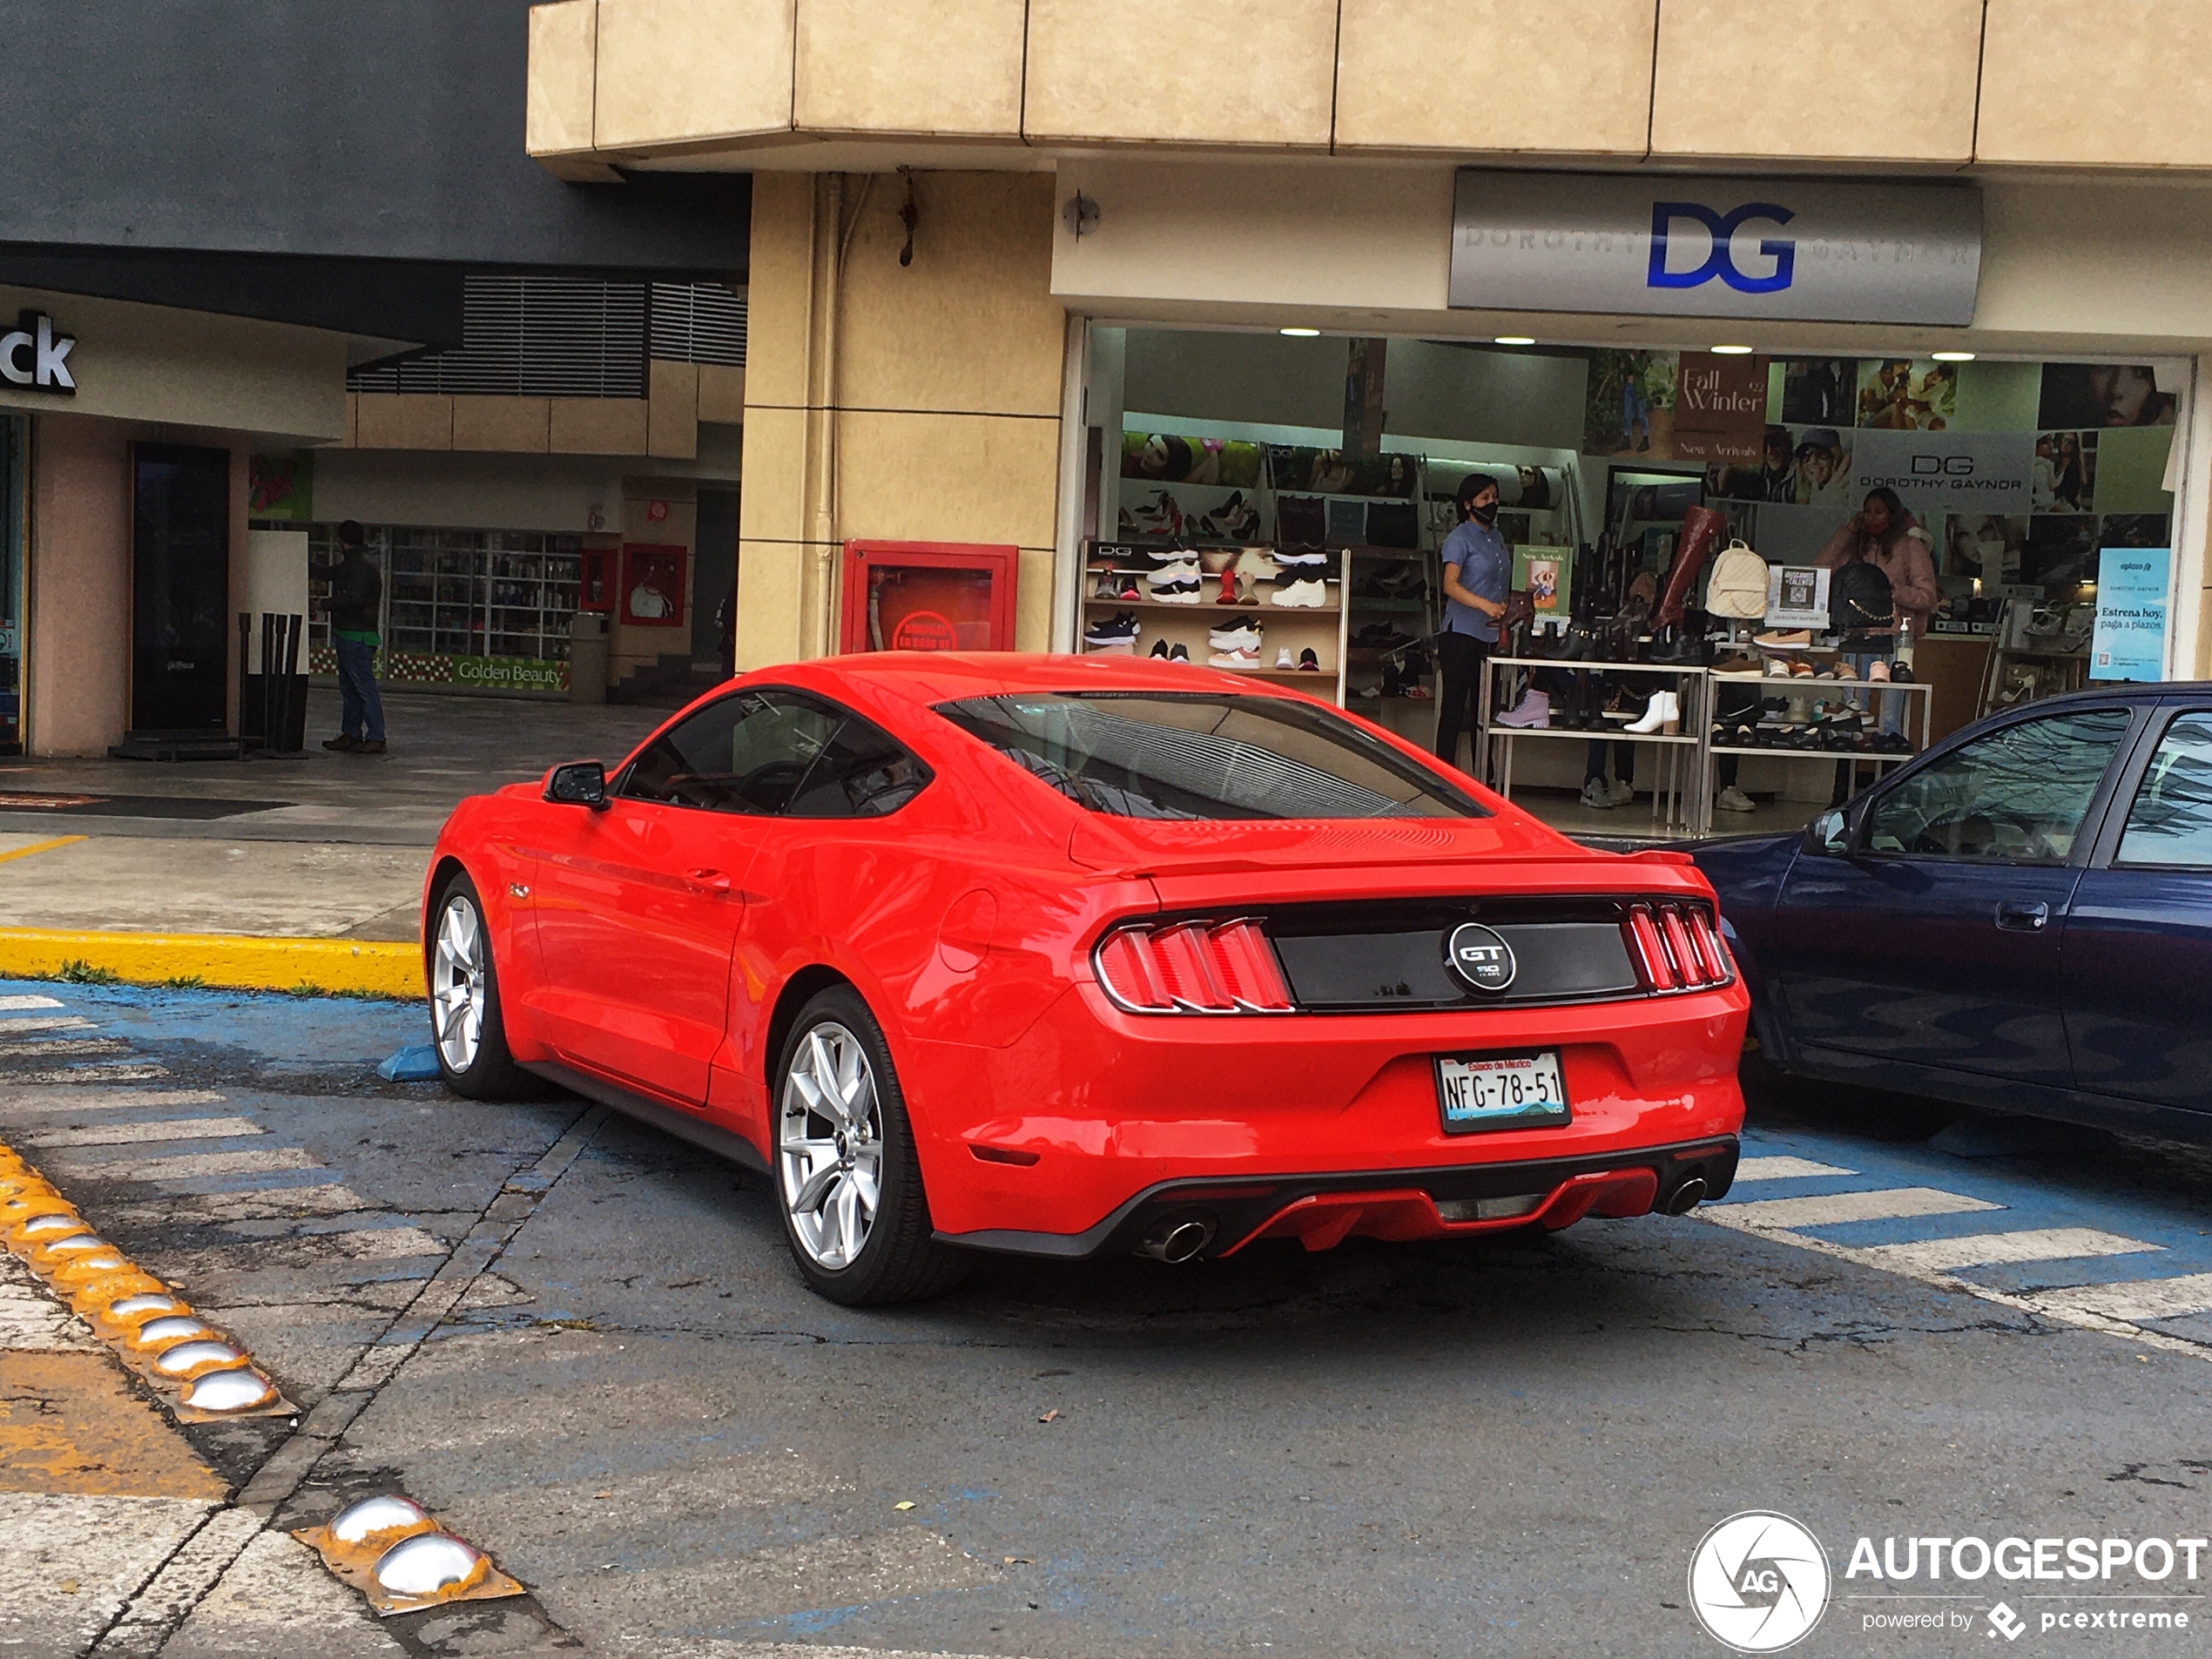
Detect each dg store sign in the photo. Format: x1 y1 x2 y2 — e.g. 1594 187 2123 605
1449 172 1981 327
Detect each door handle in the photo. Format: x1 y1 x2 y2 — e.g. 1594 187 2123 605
685 867 733 895
1995 899 2049 932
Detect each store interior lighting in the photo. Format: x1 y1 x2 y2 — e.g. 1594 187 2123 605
1710 344 1754 355
1931 351 1976 361
1493 336 1536 347
1278 327 1320 337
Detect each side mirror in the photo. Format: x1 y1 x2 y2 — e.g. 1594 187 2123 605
1803 806 1852 858
545 760 608 811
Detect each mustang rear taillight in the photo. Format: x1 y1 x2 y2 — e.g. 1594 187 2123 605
1622 901 1733 994
1093 920 1295 1014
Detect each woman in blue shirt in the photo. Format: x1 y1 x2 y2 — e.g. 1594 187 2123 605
1435 473 1511 777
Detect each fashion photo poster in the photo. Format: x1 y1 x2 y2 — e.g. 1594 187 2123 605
1582 351 1677 459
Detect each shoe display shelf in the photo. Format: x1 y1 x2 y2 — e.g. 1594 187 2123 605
1081 542 1348 706
1345 545 1440 740
1706 671 1932 758
1479 657 1714 836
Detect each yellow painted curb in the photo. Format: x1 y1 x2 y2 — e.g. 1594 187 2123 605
0 928 421 1000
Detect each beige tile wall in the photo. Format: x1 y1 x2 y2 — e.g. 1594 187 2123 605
532 0 2212 168
452 396 552 452
1022 0 1342 149
794 0 1025 138
1334 0 1656 157
1651 0 1983 163
1980 0 2212 167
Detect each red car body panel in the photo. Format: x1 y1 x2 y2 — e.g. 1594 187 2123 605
425 653 1749 1259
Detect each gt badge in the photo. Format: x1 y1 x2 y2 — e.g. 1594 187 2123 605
1445 922 1516 993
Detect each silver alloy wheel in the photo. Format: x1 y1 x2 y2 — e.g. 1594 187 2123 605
778 1021 884 1270
431 894 487 1073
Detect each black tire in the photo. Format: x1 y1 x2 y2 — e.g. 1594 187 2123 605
427 872 532 1101
772 986 968 1306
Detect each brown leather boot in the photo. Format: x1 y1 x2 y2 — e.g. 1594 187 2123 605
1656 504 1726 628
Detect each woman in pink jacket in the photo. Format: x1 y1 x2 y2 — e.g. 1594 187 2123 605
1815 486 1940 638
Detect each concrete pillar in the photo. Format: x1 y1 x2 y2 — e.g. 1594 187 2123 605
734 171 1068 669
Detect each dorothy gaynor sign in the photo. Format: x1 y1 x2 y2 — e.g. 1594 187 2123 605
1449 173 1981 327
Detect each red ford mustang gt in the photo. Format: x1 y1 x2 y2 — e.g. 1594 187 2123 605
422 653 1746 1304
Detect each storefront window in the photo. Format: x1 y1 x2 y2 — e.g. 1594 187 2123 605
0 415 22 753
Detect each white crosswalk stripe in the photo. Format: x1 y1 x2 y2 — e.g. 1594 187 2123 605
2027 1273 2212 1324
24 1115 266 1148
12 1062 170 1083
2 1087 227 1112
0 1015 95 1033
85 1145 322 1182
0 993 64 1009
1712 1186 2004 1229
1851 1228 2162 1274
0 1037 132 1057
1734 1156 1857 1181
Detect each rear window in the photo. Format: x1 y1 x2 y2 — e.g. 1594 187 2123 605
934 691 1489 820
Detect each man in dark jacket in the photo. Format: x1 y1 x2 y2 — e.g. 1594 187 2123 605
323 521 387 754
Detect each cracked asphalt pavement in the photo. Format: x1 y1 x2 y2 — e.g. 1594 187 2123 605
2 981 2209 1657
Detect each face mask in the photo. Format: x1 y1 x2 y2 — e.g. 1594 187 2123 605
1469 502 1499 526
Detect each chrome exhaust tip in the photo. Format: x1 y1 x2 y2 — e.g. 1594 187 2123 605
1138 1218 1215 1264
1662 1175 1709 1216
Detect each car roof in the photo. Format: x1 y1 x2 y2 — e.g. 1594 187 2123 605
770 652 1330 708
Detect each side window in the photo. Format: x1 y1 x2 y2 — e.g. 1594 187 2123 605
1865 709 2131 863
785 711 933 819
2115 712 2212 867
622 691 841 814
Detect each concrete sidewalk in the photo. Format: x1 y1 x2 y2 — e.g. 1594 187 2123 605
0 690 671 993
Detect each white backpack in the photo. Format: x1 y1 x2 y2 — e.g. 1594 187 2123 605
1705 538 1770 619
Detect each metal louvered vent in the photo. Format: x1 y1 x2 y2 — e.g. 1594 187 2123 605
348 277 649 397
651 282 747 367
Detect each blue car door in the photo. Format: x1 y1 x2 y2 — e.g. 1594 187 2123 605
1767 705 2136 1089
2064 704 2212 1115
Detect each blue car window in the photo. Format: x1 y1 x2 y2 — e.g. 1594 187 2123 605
1865 709 2130 862
2115 712 2212 868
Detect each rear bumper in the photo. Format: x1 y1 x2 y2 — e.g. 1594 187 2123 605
938 1136 1740 1260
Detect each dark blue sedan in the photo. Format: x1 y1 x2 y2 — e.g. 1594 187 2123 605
1692 684 2212 1141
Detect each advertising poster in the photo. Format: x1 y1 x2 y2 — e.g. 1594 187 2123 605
2038 363 2178 428
2032 430 2097 512
1582 350 1677 459
1778 357 1858 425
1851 428 2034 516
2090 545 2171 679
1855 358 1959 429
620 543 687 627
1672 352 1770 463
1781 425 1857 508
1512 546 1571 618
1122 431 1264 488
247 450 314 521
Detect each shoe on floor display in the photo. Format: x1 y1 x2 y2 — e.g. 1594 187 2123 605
1711 653 1763 677
1275 647 1295 670
1495 690 1550 728
1272 577 1328 608
1169 643 1190 663
1084 611 1141 651
1623 690 1681 734
1755 628 1812 650
1579 778 1616 811
1209 645 1260 669
1298 648 1321 671
1608 777 1635 806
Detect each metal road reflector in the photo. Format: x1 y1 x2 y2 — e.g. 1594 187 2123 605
297 1494 525 1615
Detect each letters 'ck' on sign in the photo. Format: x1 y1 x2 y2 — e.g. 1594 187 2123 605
1448 173 1981 326
0 312 75 394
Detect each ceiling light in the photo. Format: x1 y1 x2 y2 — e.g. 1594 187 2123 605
1710 344 1754 355
1932 351 1975 362
1278 327 1320 338
1493 336 1536 347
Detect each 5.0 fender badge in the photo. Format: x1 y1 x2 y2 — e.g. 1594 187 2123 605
1445 922 1516 993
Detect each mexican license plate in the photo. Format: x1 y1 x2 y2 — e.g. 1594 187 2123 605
1434 1051 1570 1134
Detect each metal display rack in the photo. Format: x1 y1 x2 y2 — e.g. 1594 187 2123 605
1478 652 1935 840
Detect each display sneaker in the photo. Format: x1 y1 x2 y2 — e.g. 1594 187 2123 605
1716 785 1757 813
1150 638 1171 658
1754 628 1813 649
1208 619 1263 651
1271 552 1332 574
1083 612 1141 651
1710 652 1764 677
1272 646 1295 670
1208 645 1261 670
1298 648 1321 671
1578 778 1616 811
1494 689 1549 727
1168 643 1190 663
1271 577 1328 608
1147 576 1206 604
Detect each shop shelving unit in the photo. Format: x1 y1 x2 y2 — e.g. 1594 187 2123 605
1345 546 1439 740
1082 542 1348 706
1480 657 1713 834
310 525 582 667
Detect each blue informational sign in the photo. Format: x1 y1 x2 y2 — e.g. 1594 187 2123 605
2090 547 2172 682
